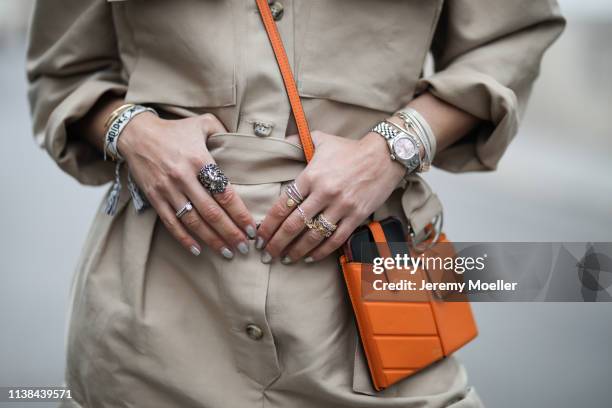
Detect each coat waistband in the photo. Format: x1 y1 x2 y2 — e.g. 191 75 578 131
207 133 305 185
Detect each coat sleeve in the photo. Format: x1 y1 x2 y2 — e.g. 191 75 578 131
418 0 566 172
26 0 127 185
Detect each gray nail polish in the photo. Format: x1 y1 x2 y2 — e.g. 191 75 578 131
221 247 234 260
261 251 272 264
255 236 265 250
237 241 249 255
304 256 314 264
190 246 201 256
246 225 256 239
281 256 292 265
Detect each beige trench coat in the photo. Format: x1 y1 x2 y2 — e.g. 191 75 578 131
27 0 564 407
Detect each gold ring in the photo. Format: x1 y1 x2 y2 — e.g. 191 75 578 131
311 214 337 238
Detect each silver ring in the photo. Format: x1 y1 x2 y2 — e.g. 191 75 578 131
198 163 229 194
176 201 193 219
285 181 304 205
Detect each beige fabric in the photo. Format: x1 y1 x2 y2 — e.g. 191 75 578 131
26 0 564 407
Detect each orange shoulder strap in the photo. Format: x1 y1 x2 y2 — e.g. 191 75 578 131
255 0 315 162
368 222 393 260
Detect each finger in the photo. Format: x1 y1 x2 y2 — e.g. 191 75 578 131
173 174 250 256
282 209 341 264
200 113 228 136
208 183 257 241
306 215 362 262
168 192 236 260
262 191 326 262
256 177 311 251
148 192 202 257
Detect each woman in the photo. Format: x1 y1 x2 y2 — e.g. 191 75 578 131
27 0 564 407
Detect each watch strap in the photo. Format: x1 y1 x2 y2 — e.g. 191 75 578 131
371 121 399 141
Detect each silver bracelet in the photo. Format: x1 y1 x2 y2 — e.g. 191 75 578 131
395 108 437 170
104 105 158 162
405 108 436 158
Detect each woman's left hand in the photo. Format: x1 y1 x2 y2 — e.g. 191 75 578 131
256 130 407 264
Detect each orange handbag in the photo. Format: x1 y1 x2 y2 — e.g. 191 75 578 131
339 222 478 390
256 0 478 392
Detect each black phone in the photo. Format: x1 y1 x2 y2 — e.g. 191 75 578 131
344 217 409 263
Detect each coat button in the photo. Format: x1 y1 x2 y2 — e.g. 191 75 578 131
268 1 284 21
252 120 274 137
245 324 264 340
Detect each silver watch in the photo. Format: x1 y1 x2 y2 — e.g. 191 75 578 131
371 121 421 174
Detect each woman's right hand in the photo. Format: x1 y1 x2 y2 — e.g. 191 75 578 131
117 112 256 259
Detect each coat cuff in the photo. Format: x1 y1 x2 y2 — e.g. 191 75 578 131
416 66 522 172
37 77 127 186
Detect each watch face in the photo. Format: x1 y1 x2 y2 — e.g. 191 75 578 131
393 137 417 160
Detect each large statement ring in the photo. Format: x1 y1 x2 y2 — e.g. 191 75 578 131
311 214 337 238
285 181 304 208
198 163 229 194
176 201 193 219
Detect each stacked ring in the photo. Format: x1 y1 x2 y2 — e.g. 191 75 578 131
311 214 337 238
285 181 304 208
296 206 337 239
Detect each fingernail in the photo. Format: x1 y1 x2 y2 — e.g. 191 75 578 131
261 251 272 264
281 256 292 265
190 246 201 256
304 256 314 264
246 225 256 239
221 247 234 260
255 236 265 250
237 241 249 255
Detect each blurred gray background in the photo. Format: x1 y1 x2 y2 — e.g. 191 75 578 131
1 1 611 407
